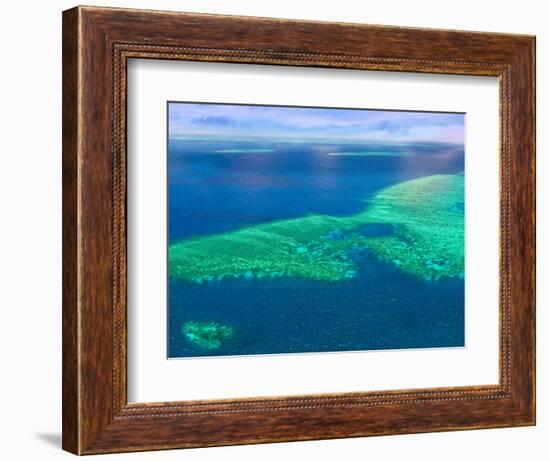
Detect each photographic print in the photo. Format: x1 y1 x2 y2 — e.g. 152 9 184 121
167 102 465 358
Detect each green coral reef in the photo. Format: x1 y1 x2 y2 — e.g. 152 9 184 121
182 321 233 349
169 174 464 283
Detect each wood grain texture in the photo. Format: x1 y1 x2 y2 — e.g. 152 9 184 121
62 7 80 454
62 5 536 455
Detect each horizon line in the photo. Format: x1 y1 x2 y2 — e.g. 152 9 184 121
168 133 464 146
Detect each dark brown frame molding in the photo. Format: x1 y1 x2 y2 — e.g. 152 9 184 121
62 5 536 455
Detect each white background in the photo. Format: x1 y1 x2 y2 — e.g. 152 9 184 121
0 1 546 460
128 60 499 402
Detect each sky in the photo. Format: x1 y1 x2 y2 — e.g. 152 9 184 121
168 102 464 144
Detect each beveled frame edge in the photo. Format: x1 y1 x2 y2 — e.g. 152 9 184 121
62 5 535 455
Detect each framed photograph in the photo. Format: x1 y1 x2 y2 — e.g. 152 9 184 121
62 6 535 455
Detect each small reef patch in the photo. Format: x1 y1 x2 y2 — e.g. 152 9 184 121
182 321 233 350
328 151 407 157
215 148 274 154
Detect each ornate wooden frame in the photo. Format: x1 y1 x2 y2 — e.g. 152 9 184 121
62 5 536 455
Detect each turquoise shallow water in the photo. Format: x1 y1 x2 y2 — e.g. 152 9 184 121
167 139 465 358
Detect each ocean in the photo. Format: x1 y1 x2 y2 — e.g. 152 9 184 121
167 138 465 358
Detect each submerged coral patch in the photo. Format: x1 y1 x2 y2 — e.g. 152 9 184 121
182 321 233 350
356 223 394 237
169 174 464 282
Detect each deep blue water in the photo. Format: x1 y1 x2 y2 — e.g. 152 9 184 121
167 139 465 358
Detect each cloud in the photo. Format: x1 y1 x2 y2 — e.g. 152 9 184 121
191 115 236 126
168 102 464 144
371 120 411 136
